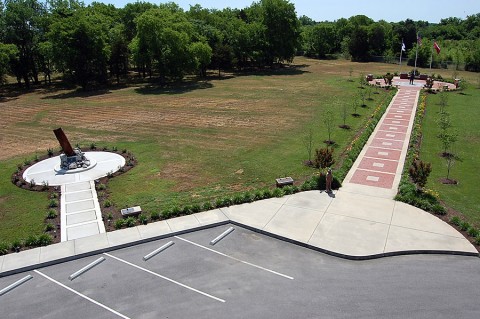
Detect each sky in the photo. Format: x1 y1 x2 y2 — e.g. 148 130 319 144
84 0 480 23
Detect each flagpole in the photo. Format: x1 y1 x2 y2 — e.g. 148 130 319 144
414 34 419 74
429 40 434 70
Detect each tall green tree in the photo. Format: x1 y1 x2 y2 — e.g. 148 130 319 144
132 7 201 81
259 0 300 64
302 23 337 58
49 7 111 89
0 43 18 84
4 0 47 87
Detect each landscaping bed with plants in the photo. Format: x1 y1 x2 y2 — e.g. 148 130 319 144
395 89 480 251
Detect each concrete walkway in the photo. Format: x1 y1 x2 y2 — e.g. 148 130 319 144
61 181 105 241
1 81 477 276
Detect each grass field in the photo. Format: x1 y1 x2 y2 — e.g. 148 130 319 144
0 56 478 243
421 86 480 227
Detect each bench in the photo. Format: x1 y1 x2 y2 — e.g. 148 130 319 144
276 177 294 187
121 206 142 217
443 85 449 91
375 80 381 86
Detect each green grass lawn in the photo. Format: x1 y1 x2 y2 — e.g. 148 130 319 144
421 87 480 227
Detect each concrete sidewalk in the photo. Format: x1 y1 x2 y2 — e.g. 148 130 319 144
1 190 477 276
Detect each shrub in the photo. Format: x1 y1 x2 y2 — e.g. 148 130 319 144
29 179 36 189
475 236 480 246
138 214 148 225
112 146 118 152
450 216 461 226
314 147 335 170
25 235 39 247
0 242 9 255
103 200 112 208
242 192 253 203
50 192 58 199
106 213 113 221
467 228 479 238
125 217 136 227
409 160 432 189
97 183 106 191
272 188 284 198
47 148 54 157
49 199 59 208
42 181 49 191
282 185 294 195
90 142 96 150
47 209 57 219
38 234 53 246
460 221 471 231
10 239 22 252
182 205 193 215
301 180 314 191
432 204 446 215
150 211 160 221
233 194 244 205
107 170 114 178
253 190 263 200
162 208 173 219
202 202 213 211
44 223 55 232
191 204 201 213
262 189 273 199
115 219 126 229
122 149 127 154
219 197 232 207
171 206 181 217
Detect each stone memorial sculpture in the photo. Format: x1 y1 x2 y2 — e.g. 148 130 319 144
53 128 91 170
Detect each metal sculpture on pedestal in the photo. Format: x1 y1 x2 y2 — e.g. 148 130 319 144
53 128 91 170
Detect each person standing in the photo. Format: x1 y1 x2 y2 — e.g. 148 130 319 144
326 168 333 193
409 72 415 85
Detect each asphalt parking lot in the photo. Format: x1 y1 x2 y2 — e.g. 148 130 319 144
1 225 480 319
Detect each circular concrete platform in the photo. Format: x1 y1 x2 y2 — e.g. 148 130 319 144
23 152 126 186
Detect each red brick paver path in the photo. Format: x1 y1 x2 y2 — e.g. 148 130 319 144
347 84 421 189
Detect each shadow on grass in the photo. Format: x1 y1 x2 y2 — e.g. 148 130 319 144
236 64 310 77
135 80 213 95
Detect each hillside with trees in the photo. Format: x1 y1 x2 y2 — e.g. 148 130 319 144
0 0 479 90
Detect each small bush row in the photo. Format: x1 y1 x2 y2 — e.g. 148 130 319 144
395 92 445 215
0 234 53 255
450 216 480 246
112 176 344 230
336 89 396 181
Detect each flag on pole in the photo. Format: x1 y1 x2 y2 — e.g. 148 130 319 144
434 41 441 54
401 41 406 52
417 33 422 46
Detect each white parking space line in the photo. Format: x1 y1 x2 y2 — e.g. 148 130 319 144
104 253 225 303
175 236 294 280
34 270 131 319
0 275 33 296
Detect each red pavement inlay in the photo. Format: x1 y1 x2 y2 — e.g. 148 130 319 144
374 131 406 141
365 147 401 160
379 124 408 133
350 169 395 189
383 118 409 126
358 157 399 174
370 138 404 150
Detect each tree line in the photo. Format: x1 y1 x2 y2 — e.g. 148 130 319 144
0 0 479 90
300 14 480 71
